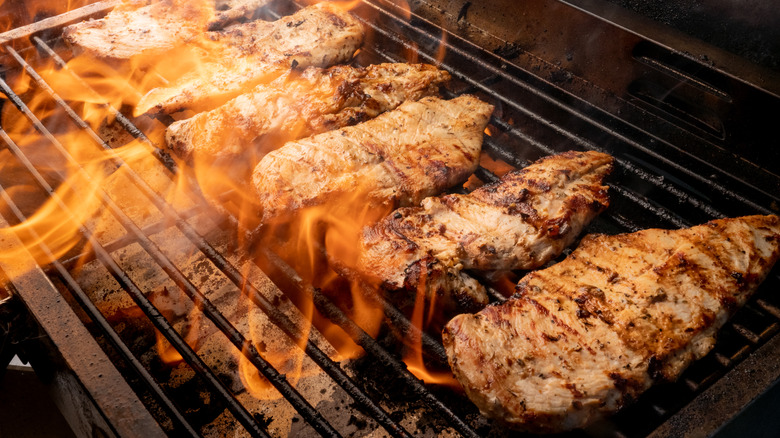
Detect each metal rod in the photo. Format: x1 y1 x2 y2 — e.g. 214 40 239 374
53 204 204 271
0 0 120 45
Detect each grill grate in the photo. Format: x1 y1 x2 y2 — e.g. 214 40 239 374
0 0 779 436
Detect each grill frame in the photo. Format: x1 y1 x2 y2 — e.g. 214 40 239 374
0 0 778 437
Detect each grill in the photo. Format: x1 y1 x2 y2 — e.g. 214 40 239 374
1 0 779 436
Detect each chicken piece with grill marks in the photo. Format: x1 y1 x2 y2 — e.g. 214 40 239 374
63 0 273 60
165 63 451 161
135 3 365 116
252 94 493 224
443 214 780 433
351 151 612 315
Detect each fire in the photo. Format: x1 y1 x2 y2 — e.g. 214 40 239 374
434 21 448 65
150 286 205 364
479 150 515 177
237 306 314 400
401 265 459 387
254 185 393 357
0 0 465 403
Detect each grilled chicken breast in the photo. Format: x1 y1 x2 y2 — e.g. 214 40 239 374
252 95 493 223
443 215 780 433
135 3 364 115
353 151 612 314
165 63 450 161
63 0 271 60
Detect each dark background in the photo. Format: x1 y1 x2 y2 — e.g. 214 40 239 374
605 0 780 71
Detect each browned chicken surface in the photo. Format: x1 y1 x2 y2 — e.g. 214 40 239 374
165 63 450 161
252 95 494 223
443 215 780 433
135 3 364 115
352 151 612 314
63 0 272 60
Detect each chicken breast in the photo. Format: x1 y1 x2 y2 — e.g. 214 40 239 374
135 2 364 115
443 215 780 433
165 63 450 161
252 95 494 223
62 0 272 60
351 151 612 314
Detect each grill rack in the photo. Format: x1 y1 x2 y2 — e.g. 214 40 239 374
0 0 779 436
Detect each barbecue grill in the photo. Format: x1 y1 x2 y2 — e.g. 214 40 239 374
1 0 779 436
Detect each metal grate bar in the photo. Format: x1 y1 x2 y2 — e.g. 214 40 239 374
21 39 414 438
732 324 761 345
756 299 780 320
54 203 204 271
369 286 450 365
0 180 201 438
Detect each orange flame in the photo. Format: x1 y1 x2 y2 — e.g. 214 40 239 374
434 23 448 65
150 286 204 364
237 305 313 400
401 264 458 387
0 0 469 403
491 272 519 297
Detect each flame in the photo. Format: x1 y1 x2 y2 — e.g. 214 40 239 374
487 271 519 297
401 264 458 387
150 286 205 364
0 0 465 403
479 150 515 177
328 0 363 11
